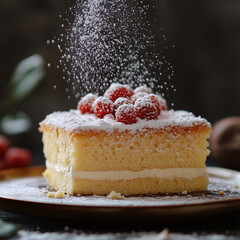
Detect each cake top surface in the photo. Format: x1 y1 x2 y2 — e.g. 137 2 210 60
40 109 211 133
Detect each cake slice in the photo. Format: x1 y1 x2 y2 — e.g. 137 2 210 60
40 83 211 196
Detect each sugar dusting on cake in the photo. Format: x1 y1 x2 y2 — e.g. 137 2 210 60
40 110 210 132
40 109 210 133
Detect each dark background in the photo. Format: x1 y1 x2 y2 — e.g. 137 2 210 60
0 0 240 165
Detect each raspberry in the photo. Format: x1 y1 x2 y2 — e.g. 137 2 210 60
144 94 161 115
134 96 159 120
78 93 98 114
116 104 137 124
4 148 31 168
104 83 134 102
93 97 114 118
155 94 168 111
134 86 152 94
113 97 132 111
131 92 149 103
0 135 11 158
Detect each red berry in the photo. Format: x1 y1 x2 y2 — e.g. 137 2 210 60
93 97 114 118
131 92 149 103
155 94 168 111
144 94 161 116
104 83 134 102
0 135 11 158
114 97 132 111
134 96 159 120
78 93 98 114
134 86 152 94
116 104 137 124
4 148 31 168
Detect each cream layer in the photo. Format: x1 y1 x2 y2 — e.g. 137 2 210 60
46 161 208 181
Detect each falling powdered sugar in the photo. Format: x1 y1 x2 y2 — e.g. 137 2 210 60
56 0 175 99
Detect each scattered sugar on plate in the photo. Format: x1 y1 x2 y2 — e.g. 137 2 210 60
0 174 239 207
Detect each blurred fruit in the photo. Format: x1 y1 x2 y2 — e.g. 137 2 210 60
210 117 240 170
0 161 4 170
0 135 11 158
4 147 31 168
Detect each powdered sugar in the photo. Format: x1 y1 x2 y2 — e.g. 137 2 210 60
134 85 152 94
114 97 132 109
115 104 137 124
104 83 134 102
78 93 97 114
131 91 149 102
92 97 113 108
57 0 175 98
92 96 114 118
40 109 210 134
79 93 97 105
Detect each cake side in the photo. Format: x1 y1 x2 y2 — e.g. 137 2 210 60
40 110 211 195
40 121 211 171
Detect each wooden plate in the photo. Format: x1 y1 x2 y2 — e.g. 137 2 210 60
0 166 239 224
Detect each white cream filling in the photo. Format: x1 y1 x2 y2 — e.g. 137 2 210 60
46 161 208 181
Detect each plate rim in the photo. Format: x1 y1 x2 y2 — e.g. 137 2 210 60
0 166 239 209
0 166 240 222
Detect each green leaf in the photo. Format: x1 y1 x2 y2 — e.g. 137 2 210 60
0 219 20 239
0 112 32 135
8 54 45 104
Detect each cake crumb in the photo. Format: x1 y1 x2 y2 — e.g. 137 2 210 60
107 191 125 200
47 192 55 198
43 190 49 194
168 196 173 200
55 190 65 199
182 190 188 195
232 184 239 189
219 190 224 195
